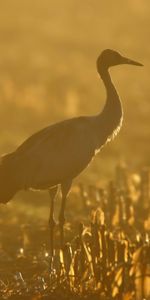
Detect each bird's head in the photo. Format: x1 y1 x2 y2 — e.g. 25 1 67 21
97 49 143 72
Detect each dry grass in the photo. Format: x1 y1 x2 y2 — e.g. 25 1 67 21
0 163 150 300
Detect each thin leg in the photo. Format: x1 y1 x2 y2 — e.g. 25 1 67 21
59 180 72 249
49 186 58 259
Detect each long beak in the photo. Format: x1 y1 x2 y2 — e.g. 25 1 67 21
122 56 143 66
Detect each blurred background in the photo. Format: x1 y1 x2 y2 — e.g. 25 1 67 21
1 4 150 297
0 0 150 184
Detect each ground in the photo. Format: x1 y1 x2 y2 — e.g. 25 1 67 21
0 164 150 300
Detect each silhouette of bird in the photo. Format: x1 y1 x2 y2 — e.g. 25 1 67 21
0 49 142 252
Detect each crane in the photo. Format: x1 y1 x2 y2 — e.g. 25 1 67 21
0 49 142 255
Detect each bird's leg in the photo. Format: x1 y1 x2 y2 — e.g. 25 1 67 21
59 181 72 249
48 186 58 265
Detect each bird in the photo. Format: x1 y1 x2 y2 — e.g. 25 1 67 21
0 49 142 254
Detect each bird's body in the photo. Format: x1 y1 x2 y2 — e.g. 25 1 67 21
0 112 121 200
1 117 97 190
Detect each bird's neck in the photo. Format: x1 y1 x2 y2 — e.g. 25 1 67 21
95 66 123 141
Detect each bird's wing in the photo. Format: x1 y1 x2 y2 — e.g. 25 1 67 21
10 117 96 189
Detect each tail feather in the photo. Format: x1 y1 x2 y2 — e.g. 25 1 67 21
0 152 19 204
